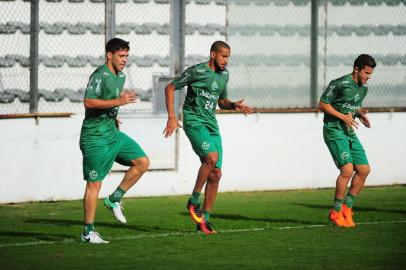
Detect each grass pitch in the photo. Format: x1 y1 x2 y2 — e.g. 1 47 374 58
0 186 405 270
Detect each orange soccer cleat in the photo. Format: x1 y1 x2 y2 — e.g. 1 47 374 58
197 221 217 235
341 204 356 227
329 209 351 227
186 198 203 224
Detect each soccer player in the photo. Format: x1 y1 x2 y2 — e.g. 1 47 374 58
80 38 150 243
318 54 376 227
163 41 253 234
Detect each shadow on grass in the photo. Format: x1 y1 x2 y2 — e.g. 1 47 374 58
179 212 317 225
0 231 74 242
293 203 406 214
24 218 177 233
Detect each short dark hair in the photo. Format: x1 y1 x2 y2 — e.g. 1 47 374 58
210 41 230 52
354 54 376 70
106 38 130 54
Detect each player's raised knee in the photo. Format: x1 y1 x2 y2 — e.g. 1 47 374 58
205 152 218 168
131 157 150 173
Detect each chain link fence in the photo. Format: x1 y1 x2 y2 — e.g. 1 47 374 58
0 0 405 115
319 0 406 107
0 0 30 114
226 0 406 108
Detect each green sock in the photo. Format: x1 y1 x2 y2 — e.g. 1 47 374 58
190 191 201 204
344 193 356 208
334 197 343 211
84 223 94 236
203 210 210 222
109 187 126 203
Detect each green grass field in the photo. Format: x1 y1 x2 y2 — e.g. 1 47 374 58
0 186 405 270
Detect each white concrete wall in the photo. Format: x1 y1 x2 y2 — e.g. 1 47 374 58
1 112 405 204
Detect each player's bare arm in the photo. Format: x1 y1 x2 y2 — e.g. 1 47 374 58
318 101 359 129
218 98 254 115
163 82 181 138
84 90 137 109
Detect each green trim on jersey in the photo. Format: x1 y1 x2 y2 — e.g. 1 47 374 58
172 62 229 134
320 74 368 141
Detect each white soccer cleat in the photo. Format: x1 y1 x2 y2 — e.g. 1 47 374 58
81 231 109 244
104 198 127 224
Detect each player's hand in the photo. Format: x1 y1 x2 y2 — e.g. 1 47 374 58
118 90 137 105
233 99 254 115
359 111 371 128
342 112 359 130
163 116 181 138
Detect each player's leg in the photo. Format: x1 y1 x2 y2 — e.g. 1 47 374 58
80 142 112 243
104 132 149 224
198 134 222 234
184 126 218 224
82 181 108 243
193 152 219 195
342 139 370 226
325 140 354 227
197 167 221 234
186 152 218 224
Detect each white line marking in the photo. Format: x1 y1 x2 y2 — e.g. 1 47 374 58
1 220 405 248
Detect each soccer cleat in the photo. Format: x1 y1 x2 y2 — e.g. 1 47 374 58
329 209 351 227
186 198 203 224
104 198 127 224
341 204 356 227
196 221 217 235
81 231 109 244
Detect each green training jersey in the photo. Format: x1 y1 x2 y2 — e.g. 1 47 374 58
320 74 368 140
172 62 229 134
80 64 125 141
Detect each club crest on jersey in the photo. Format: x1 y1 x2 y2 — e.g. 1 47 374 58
341 152 349 160
202 141 210 151
354 93 360 102
89 170 98 180
212 81 219 91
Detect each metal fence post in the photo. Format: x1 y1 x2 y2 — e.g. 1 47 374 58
105 0 116 44
310 0 319 108
29 0 39 114
170 0 185 76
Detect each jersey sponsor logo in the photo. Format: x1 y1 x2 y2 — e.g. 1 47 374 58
196 69 206 73
341 152 349 160
119 74 125 77
212 81 219 92
342 102 360 111
89 170 98 180
202 141 210 151
342 81 350 84
199 89 219 100
103 72 110 77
